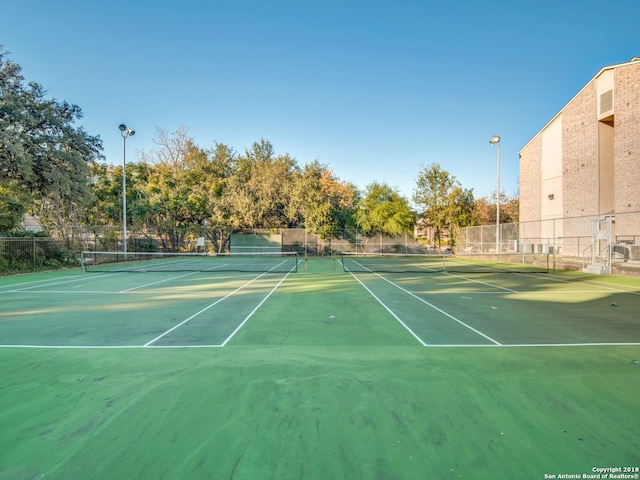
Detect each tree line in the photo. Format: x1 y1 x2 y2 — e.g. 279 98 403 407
1 48 517 252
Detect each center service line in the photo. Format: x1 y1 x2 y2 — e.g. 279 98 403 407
143 270 274 347
220 268 294 347
366 271 502 346
348 271 428 347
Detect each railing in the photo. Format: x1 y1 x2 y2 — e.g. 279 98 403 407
582 243 595 269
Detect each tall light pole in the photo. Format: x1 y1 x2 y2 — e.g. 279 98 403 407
489 135 501 256
119 124 135 254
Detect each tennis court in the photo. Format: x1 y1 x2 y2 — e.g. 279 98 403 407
1 256 640 478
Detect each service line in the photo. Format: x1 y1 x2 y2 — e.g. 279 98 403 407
353 270 502 346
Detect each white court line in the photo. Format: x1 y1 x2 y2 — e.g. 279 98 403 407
348 272 427 346
119 271 201 292
143 271 273 346
221 269 294 346
1 271 188 295
3 341 640 349
8 287 628 297
143 262 292 347
2 269 251 295
377 273 501 345
381 258 640 296
0 272 123 293
510 270 640 295
126 260 230 273
0 276 79 291
423 342 640 348
406 261 519 293
550 275 640 295
404 289 639 296
0 344 224 349
493 290 639 295
347 261 502 346
4 290 124 295
440 272 519 293
0 344 149 349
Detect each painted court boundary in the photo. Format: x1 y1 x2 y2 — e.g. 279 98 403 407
2 342 640 350
347 261 504 346
2 264 640 350
347 265 640 348
0 268 294 350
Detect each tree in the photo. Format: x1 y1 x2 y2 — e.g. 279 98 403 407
472 192 519 226
291 161 357 238
139 127 209 250
0 47 103 240
413 163 474 249
84 162 120 227
501 194 519 224
194 142 236 252
356 182 415 239
471 196 493 226
224 139 299 229
0 185 26 231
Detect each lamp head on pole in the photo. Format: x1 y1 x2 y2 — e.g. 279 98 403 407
119 124 135 138
489 135 500 145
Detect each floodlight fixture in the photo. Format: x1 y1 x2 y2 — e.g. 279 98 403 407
120 124 135 138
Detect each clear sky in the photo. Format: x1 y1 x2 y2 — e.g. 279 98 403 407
3 0 639 203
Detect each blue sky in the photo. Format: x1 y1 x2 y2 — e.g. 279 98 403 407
3 0 640 203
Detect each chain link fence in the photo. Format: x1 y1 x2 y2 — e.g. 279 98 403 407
73 227 438 256
3 211 640 276
0 236 78 275
457 210 640 274
457 211 640 257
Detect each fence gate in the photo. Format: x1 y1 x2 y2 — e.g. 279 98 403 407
588 216 613 274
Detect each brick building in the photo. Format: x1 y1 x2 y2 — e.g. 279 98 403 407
518 57 640 257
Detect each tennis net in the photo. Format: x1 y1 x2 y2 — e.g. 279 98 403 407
339 252 550 274
82 251 299 273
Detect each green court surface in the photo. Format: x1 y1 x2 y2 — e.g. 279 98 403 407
1 258 639 479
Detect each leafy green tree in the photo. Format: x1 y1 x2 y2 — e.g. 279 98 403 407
0 48 103 240
198 142 236 251
84 162 120 227
0 184 26 231
141 135 205 250
413 163 474 248
356 182 415 238
225 139 299 229
291 161 357 238
83 130 394 254
134 128 237 251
